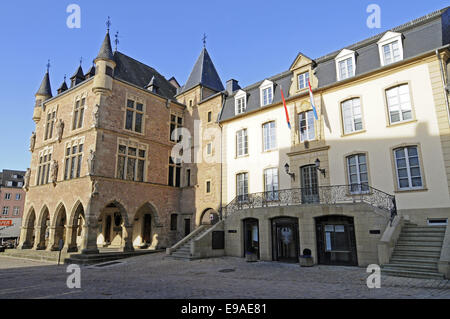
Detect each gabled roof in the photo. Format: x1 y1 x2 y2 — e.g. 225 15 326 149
179 48 224 94
113 51 177 99
36 71 52 97
96 31 114 61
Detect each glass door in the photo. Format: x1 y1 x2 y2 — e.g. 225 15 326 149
301 165 319 203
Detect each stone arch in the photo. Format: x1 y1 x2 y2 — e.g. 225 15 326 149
49 203 67 251
19 207 36 249
34 205 51 250
198 207 219 226
97 200 132 251
132 202 161 249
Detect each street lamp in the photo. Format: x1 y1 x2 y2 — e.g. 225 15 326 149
284 163 295 181
315 159 326 177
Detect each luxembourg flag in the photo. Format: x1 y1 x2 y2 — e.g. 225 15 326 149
280 86 291 129
308 80 319 120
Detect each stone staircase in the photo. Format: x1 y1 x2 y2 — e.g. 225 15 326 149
382 222 446 279
167 226 211 260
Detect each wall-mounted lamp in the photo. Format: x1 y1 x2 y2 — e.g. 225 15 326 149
315 159 326 177
284 163 295 181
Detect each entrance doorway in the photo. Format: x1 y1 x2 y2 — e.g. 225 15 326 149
184 219 191 236
315 215 357 266
300 165 319 203
272 217 299 263
243 218 259 259
143 214 152 244
104 215 112 243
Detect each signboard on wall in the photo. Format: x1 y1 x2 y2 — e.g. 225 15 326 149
0 218 22 238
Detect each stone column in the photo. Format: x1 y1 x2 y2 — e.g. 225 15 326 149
122 225 134 252
64 226 78 252
46 227 57 251
17 227 33 249
33 227 44 250
81 223 99 254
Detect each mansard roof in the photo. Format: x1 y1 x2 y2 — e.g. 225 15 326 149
179 48 224 94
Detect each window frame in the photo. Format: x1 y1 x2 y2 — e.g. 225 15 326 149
64 138 85 180
345 153 370 195
264 167 279 201
393 145 424 191
236 172 249 203
236 128 248 157
115 139 148 183
340 97 364 135
262 121 277 152
299 110 316 142
335 49 356 81
377 31 404 67
234 90 247 115
297 71 310 90
72 96 86 130
384 83 415 126
259 80 274 107
124 98 145 134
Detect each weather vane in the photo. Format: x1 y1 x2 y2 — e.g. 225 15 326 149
115 31 119 52
202 33 207 48
46 59 51 72
106 16 111 32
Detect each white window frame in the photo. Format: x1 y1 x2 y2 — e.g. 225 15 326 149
4 193 11 200
377 31 404 66
236 172 249 202
236 129 248 157
298 72 310 90
2 206 9 215
341 98 363 134
347 154 369 194
264 168 279 201
299 111 315 142
15 194 21 200
335 49 356 81
260 80 274 107
394 146 423 190
13 207 20 216
235 90 247 115
386 84 412 124
262 121 277 151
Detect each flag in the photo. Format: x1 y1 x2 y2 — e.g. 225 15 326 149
280 86 291 129
308 80 319 120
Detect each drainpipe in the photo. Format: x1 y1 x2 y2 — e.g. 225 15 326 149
436 49 450 126
217 92 227 221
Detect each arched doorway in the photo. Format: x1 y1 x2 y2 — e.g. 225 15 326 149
35 207 50 250
20 208 36 249
97 201 132 251
243 218 259 259
199 208 219 225
66 202 85 252
133 202 159 249
315 215 357 266
271 217 299 263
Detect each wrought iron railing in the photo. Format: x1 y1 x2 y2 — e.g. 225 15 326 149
223 184 397 223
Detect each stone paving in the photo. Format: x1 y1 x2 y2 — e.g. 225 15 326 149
0 253 449 299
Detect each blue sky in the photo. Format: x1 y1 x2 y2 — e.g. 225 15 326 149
0 0 447 171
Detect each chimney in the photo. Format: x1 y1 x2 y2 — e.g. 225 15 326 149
226 79 240 95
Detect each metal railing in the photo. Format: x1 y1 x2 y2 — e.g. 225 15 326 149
223 184 397 223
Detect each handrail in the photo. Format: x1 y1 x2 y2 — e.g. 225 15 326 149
223 184 397 223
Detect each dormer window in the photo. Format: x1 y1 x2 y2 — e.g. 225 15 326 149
235 90 247 115
298 72 310 90
377 31 404 66
335 49 356 81
260 80 274 107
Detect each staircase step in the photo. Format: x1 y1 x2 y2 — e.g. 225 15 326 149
396 241 443 247
392 251 441 258
381 268 444 280
399 235 444 241
402 227 446 232
394 245 442 252
385 262 438 272
391 256 440 264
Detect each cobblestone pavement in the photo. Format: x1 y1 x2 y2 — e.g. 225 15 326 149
0 253 449 299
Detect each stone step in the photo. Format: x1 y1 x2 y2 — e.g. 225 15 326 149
385 262 438 272
399 235 445 241
402 227 446 232
391 256 440 264
396 241 443 247
392 250 441 258
381 268 444 280
394 245 442 252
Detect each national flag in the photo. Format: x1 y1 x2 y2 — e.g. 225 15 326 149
308 80 319 120
280 86 291 129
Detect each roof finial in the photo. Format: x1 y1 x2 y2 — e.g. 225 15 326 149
106 16 111 32
114 31 119 52
79 57 83 66
46 59 51 73
64 74 66 82
202 33 207 48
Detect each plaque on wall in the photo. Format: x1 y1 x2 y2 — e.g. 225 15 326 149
212 231 225 250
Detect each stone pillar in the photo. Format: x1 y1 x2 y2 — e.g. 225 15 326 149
46 227 57 251
64 226 78 252
33 227 45 250
81 223 99 254
122 225 134 252
17 227 33 249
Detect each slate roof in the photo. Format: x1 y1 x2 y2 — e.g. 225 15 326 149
113 51 177 99
96 31 114 61
179 48 224 94
36 71 52 97
219 6 450 122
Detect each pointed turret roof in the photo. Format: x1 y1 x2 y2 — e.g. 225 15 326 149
180 47 224 94
71 65 85 80
36 71 52 97
96 31 114 61
85 65 96 78
57 78 68 94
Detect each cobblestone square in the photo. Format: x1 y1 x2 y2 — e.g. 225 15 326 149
0 253 449 299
